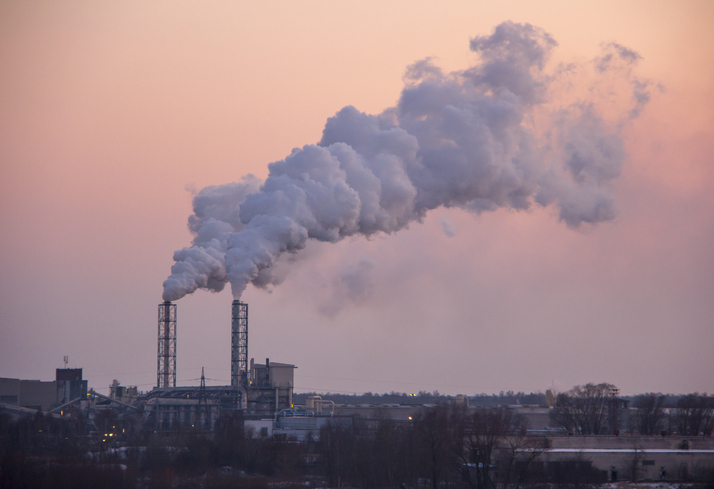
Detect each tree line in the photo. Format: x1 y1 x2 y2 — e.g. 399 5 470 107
316 404 607 489
629 392 714 436
294 391 547 407
2 384 713 488
1 406 601 489
550 383 714 436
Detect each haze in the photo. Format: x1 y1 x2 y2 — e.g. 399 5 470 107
1 1 713 396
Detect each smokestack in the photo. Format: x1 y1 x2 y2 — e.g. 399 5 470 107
157 301 177 388
231 300 248 388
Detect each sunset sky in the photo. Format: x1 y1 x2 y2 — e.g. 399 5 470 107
1 1 713 396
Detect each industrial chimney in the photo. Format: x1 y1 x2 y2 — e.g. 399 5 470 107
157 301 177 388
231 300 248 388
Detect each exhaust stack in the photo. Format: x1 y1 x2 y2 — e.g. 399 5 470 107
157 301 177 388
231 300 248 388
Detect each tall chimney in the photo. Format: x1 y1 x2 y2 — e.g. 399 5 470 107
231 300 248 388
157 301 177 388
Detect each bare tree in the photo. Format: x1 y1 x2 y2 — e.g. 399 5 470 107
459 408 512 489
632 393 666 435
675 394 714 436
550 383 618 435
414 405 456 489
498 424 549 489
450 407 546 489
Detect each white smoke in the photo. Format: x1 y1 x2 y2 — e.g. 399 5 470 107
163 176 261 300
163 21 651 301
440 215 456 238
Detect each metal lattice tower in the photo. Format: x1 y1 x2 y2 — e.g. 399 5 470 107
231 300 248 388
199 367 207 430
157 301 177 388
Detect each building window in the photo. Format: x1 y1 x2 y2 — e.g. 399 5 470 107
643 460 655 466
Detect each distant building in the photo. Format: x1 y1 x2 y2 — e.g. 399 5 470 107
56 368 88 405
143 396 220 432
248 358 296 414
0 377 57 411
109 379 138 401
539 435 714 482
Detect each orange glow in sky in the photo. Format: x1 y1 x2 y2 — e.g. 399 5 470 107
1 1 713 396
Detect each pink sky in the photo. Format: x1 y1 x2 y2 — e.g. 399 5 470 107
1 1 713 396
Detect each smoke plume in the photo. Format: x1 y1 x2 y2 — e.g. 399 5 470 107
163 22 651 302
319 257 376 317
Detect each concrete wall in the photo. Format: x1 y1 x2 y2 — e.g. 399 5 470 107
333 404 419 420
548 435 714 450
20 380 57 411
273 414 353 441
517 408 552 430
245 419 274 438
268 364 294 389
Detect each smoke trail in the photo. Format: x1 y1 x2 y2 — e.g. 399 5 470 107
163 21 651 301
319 256 376 317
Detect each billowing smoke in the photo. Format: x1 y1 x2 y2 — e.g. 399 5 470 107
163 22 651 302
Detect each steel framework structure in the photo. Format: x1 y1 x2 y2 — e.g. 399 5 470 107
231 300 248 388
157 301 177 388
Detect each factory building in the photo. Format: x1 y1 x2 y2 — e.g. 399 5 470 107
0 368 88 413
138 356 297 432
538 435 714 482
2 295 300 434
56 368 88 405
246 358 295 414
144 300 297 427
244 408 351 442
109 379 138 402
143 396 220 432
0 377 56 412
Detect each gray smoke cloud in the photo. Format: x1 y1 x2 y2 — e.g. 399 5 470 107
163 21 651 301
319 256 376 317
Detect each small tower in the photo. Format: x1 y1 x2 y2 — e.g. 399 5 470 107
157 301 177 388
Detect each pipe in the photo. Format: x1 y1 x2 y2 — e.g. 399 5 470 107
319 399 335 415
86 389 140 411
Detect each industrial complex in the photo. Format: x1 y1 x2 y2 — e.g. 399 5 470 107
2 299 713 484
1 299 342 439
